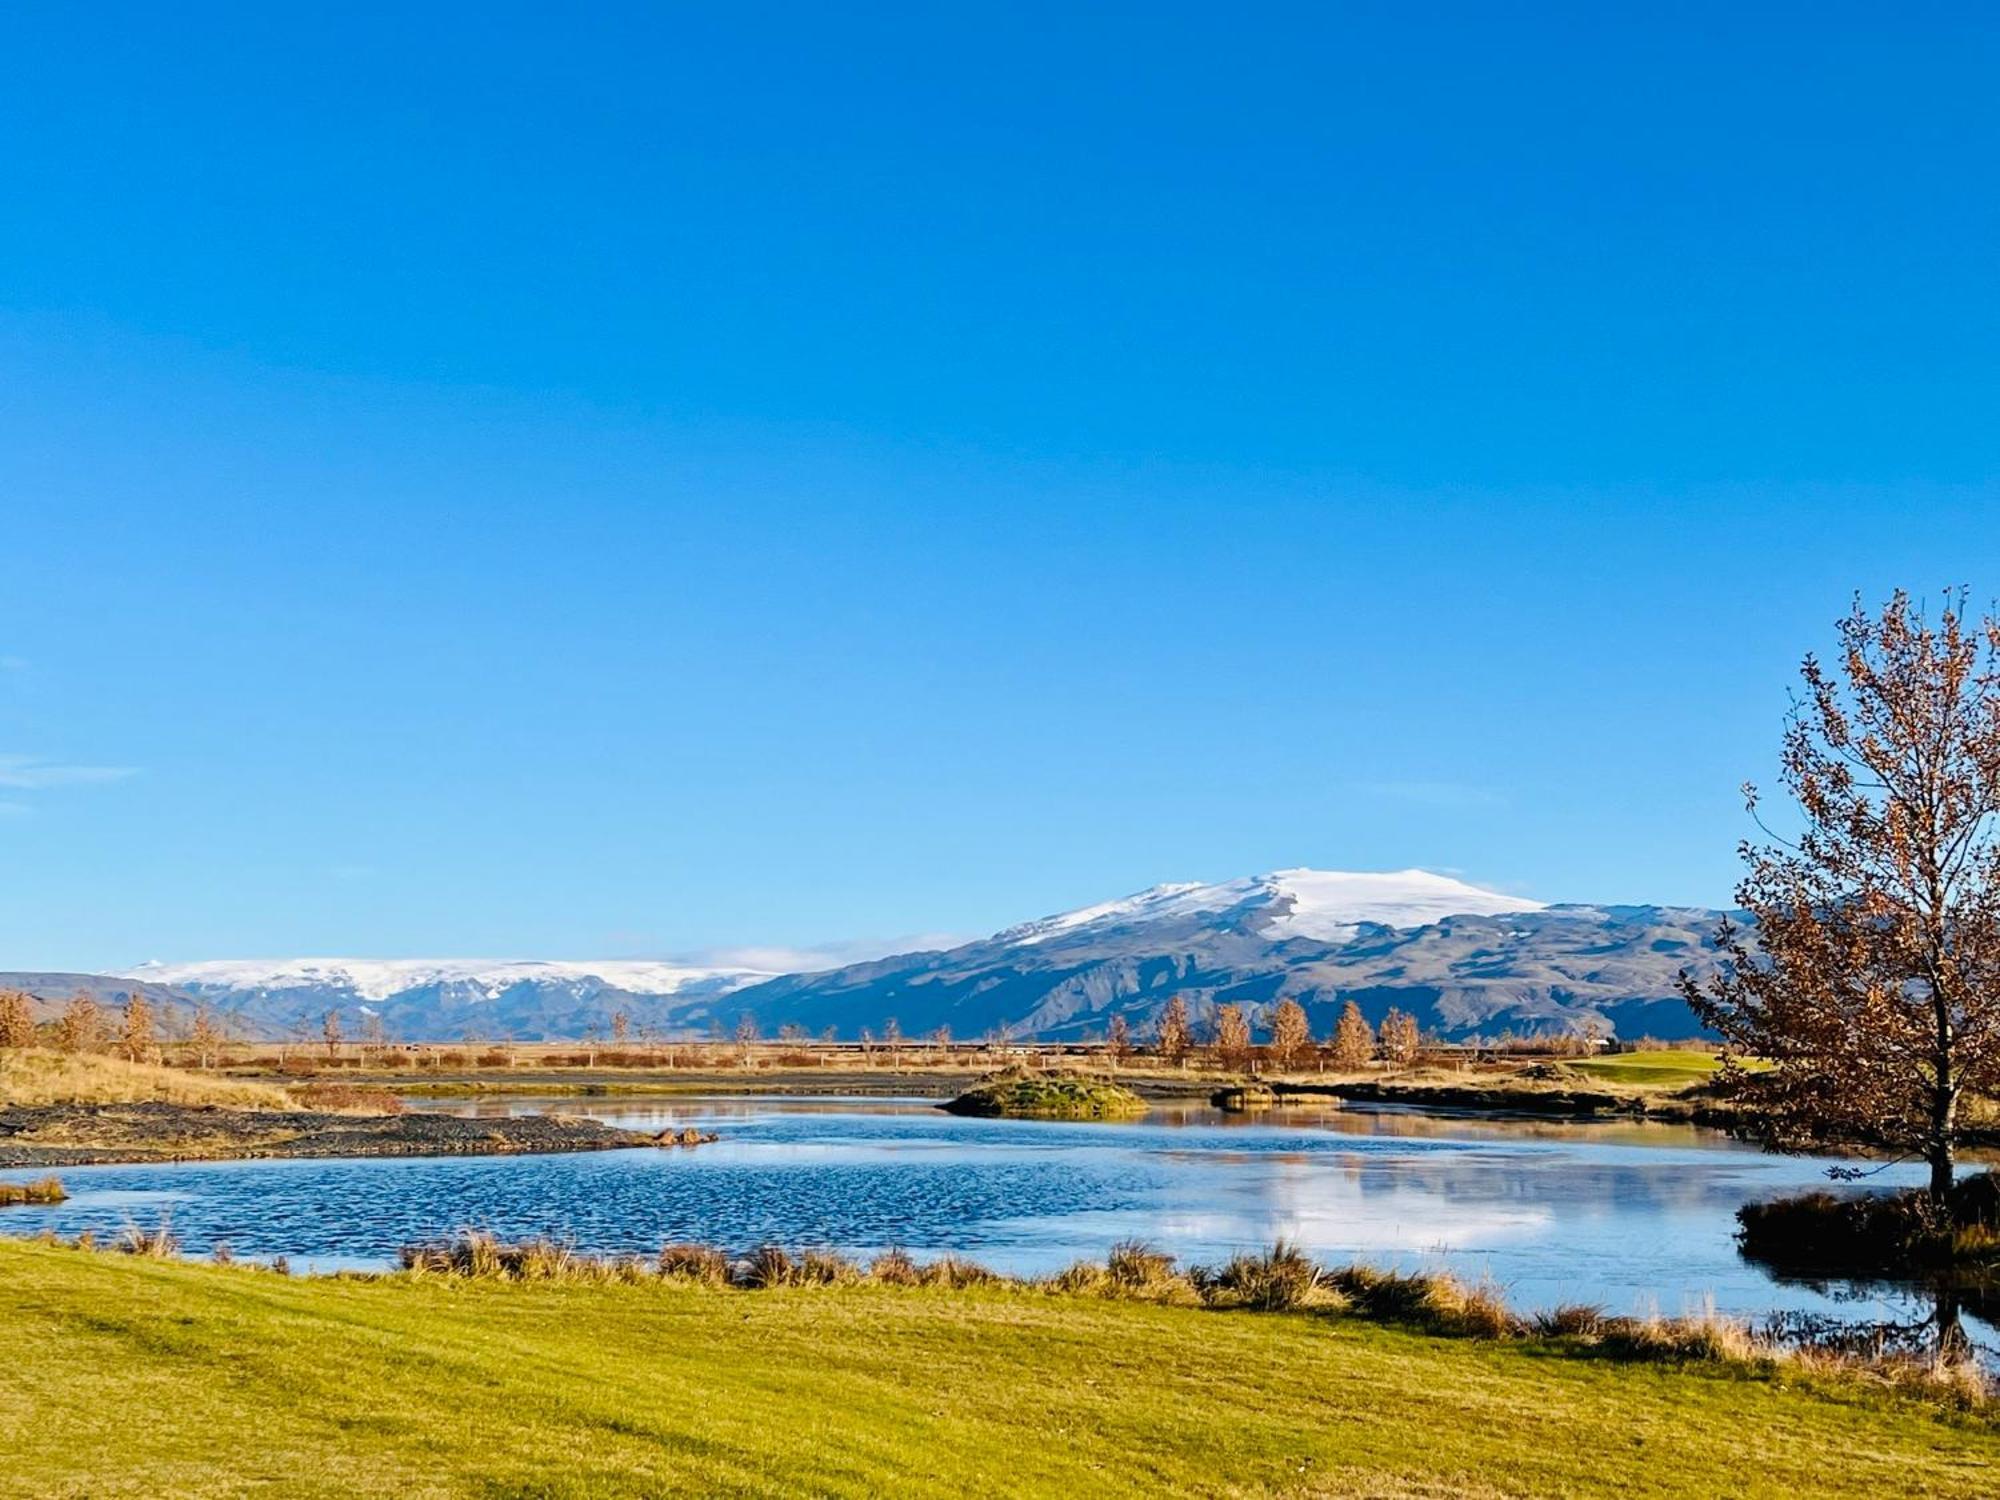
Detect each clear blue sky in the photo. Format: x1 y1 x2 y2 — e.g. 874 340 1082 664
4 3 1997 970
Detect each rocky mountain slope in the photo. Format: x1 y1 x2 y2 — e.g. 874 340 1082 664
6 869 1731 1043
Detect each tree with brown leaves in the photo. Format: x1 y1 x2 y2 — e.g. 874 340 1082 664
1212 1003 1252 1071
1105 1013 1132 1065
1683 592 2000 1213
1267 998 1311 1070
0 989 34 1048
1378 1008 1421 1069
188 1005 226 1069
1154 995 1192 1066
120 994 157 1063
55 994 104 1054
1330 999 1374 1071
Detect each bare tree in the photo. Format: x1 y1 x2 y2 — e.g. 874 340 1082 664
1267 998 1311 1070
1105 1013 1132 1066
321 1009 343 1062
733 1012 758 1063
1330 999 1373 1071
928 1024 951 1059
611 1010 631 1045
1212 1003 1252 1071
0 989 33 1049
1684 592 2000 1212
1378 1008 1421 1069
1154 996 1192 1067
188 1006 226 1070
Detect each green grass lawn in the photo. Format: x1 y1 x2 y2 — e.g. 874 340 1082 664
1567 1049 1730 1088
0 1242 1993 1499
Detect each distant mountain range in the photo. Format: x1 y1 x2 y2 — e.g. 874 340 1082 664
2 869 1733 1044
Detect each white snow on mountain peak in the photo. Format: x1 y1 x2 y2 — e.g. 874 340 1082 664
999 867 1544 946
121 957 771 1003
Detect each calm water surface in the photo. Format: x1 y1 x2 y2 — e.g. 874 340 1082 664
2 1094 1989 1351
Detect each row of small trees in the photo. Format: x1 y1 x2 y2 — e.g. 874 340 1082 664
0 989 234 1066
1125 995 1421 1072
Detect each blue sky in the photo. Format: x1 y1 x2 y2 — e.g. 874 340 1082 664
4 3 1998 970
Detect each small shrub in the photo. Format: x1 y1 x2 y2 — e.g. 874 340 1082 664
1106 1239 1176 1289
867 1248 921 1286
1197 1241 1335 1311
1532 1303 1608 1339
1045 1261 1108 1295
739 1244 795 1288
657 1243 730 1285
118 1219 180 1258
918 1255 1001 1289
0 1176 67 1207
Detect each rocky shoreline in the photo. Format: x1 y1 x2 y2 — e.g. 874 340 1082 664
0 1101 665 1167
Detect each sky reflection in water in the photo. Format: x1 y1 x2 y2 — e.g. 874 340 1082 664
1 1095 1986 1349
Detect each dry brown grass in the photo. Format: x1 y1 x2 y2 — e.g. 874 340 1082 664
0 1176 68 1206
0 1050 292 1110
285 1082 406 1115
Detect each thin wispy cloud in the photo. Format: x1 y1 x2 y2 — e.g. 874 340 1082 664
0 755 141 791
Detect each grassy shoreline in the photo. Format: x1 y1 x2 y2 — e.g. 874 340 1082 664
1 1239 1993 1499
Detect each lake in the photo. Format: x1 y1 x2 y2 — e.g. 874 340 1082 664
1 1093 1989 1353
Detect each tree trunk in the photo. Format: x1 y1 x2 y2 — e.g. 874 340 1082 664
1927 1135 1955 1217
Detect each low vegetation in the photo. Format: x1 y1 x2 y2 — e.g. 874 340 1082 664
942 1069 1149 1119
1 1236 1993 1498
1739 1171 2000 1276
0 1175 65 1206
283 1081 407 1114
0 1049 292 1110
1566 1048 1731 1088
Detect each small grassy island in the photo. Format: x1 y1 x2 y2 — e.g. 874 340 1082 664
0 1049 671 1166
942 1070 1148 1120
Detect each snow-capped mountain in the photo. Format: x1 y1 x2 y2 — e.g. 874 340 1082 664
728 869 1722 1044
126 957 767 1004
998 868 1545 947
19 867 1726 1043
116 957 771 1041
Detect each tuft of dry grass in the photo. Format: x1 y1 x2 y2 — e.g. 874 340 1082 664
1196 1240 1342 1311
866 1248 921 1286
286 1082 406 1115
118 1219 180 1258
0 1049 292 1110
359 1232 1991 1411
657 1243 731 1285
0 1175 68 1206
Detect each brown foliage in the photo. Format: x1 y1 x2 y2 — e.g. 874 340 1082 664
1154 995 1192 1065
1378 1008 1421 1068
1211 1003 1251 1070
1684 593 2000 1208
1266 998 1311 1069
1104 1013 1132 1064
1330 999 1373 1070
118 995 156 1063
54 995 103 1055
0 990 34 1049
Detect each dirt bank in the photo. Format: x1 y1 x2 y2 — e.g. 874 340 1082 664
0 1101 662 1167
